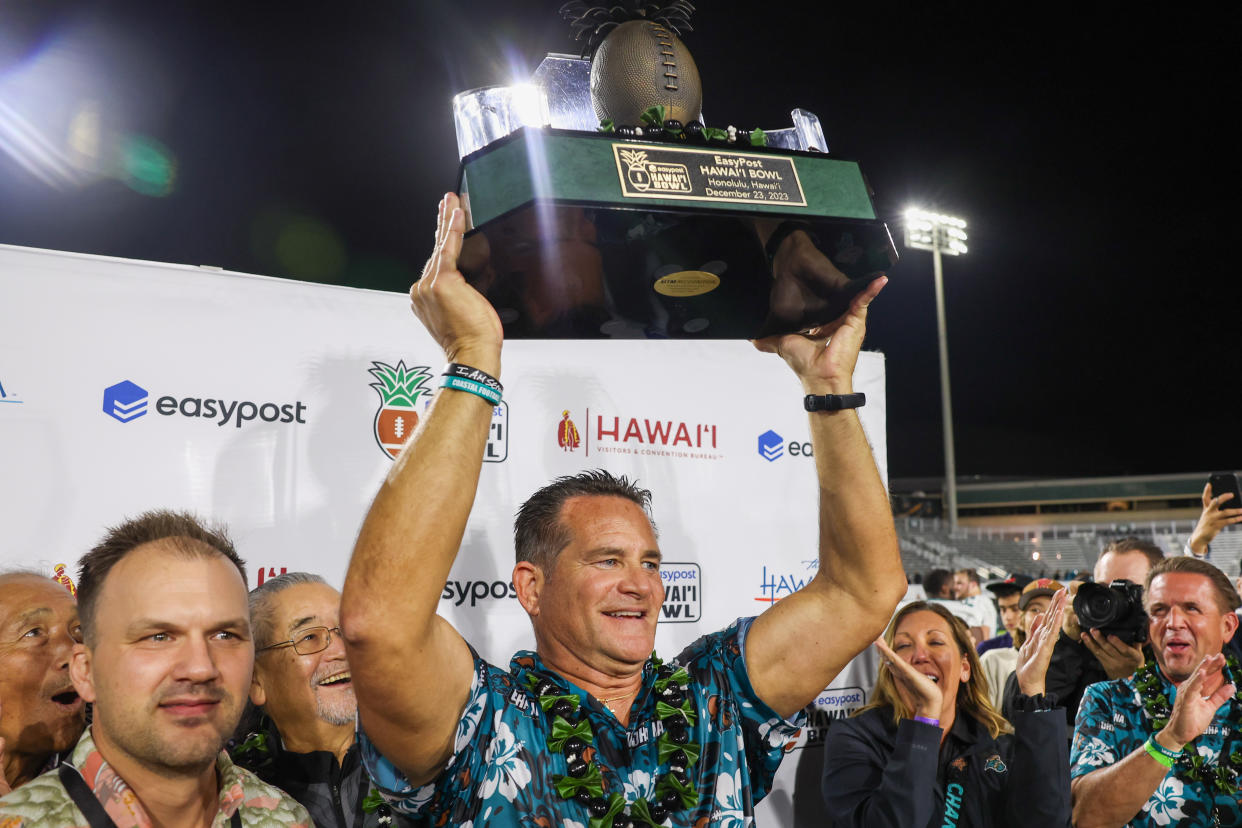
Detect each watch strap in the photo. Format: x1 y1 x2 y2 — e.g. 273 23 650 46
804 393 865 412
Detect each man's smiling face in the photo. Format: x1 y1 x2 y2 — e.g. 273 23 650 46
252 582 355 731
528 495 665 674
1147 572 1239 683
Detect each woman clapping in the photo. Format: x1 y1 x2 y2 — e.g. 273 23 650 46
821 591 1072 828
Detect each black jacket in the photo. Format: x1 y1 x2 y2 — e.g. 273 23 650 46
232 719 424 828
821 703 1071 828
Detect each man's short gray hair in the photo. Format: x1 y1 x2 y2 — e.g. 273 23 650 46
514 470 656 571
249 572 328 650
0 569 60 606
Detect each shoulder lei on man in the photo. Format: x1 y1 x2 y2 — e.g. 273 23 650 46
526 653 700 828
1133 653 1242 796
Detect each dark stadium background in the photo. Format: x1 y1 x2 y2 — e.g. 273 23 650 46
2 0 1237 480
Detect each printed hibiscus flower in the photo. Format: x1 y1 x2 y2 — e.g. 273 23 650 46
1075 737 1116 768
456 678 488 752
1142 777 1188 826
623 769 654 802
709 767 748 827
479 710 532 802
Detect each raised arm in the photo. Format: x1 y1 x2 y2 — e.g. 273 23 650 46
746 278 906 718
1188 482 1242 557
1002 590 1073 827
341 193 502 785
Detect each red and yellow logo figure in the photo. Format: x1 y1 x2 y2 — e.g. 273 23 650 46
558 410 580 451
53 563 77 596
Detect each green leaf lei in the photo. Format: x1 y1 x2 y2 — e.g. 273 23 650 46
1135 653 1242 796
597 113 769 147
527 653 701 828
639 105 666 129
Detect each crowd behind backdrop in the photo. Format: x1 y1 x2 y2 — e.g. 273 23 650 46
0 241 889 825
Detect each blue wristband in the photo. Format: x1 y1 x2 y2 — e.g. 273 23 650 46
440 375 502 405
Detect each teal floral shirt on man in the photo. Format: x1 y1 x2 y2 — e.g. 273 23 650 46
358 617 803 827
1070 666 1242 827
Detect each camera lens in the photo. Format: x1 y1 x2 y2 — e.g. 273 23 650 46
1074 583 1120 627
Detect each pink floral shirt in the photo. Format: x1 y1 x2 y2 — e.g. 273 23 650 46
0 729 310 828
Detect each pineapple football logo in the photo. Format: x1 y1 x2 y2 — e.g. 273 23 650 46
368 361 434 459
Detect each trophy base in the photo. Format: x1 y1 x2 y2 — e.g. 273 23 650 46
456 128 897 339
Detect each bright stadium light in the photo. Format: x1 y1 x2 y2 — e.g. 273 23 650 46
904 207 969 530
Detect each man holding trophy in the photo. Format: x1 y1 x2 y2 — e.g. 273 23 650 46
339 191 904 827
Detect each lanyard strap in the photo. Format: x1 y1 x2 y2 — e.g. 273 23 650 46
58 763 242 828
58 765 118 828
939 753 971 828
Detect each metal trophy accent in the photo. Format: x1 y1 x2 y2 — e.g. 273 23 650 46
449 3 897 339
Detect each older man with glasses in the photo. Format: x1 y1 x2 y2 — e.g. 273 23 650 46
231 572 423 828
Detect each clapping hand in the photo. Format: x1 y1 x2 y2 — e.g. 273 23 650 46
1016 588 1068 696
1159 654 1237 750
874 636 943 720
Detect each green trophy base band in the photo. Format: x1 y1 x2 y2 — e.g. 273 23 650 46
452 127 897 340
459 127 877 227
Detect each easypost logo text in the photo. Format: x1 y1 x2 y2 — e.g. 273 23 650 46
659 562 701 623
757 428 813 461
791 686 867 749
441 579 518 607
102 380 308 428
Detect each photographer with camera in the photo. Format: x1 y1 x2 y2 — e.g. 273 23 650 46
1070 556 1242 828
1002 538 1163 728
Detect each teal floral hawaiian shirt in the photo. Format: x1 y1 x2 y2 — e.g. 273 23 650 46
358 617 803 827
1071 667 1242 827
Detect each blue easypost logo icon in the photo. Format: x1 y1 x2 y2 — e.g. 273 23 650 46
102 380 149 423
758 429 784 462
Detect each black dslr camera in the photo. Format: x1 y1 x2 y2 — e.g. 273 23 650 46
1072 579 1149 645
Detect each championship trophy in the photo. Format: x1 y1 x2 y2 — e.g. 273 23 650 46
450 1 897 339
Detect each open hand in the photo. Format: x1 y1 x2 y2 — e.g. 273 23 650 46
1189 482 1242 557
874 636 942 719
1160 654 1236 749
752 276 886 395
1016 588 1067 696
410 193 503 373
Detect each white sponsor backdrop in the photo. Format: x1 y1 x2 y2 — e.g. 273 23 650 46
0 243 886 826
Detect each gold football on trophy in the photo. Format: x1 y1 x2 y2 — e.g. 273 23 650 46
589 19 702 126
562 1 702 126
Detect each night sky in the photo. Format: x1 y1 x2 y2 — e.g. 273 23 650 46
2 1 1238 480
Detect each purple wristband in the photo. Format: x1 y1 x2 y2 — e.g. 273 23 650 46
913 715 941 727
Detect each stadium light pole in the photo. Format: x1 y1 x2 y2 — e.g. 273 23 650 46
903 208 968 530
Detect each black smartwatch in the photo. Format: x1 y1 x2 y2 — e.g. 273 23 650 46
804 393 866 412
1013 692 1058 713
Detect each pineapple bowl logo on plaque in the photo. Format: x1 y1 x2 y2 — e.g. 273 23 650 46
617 148 691 195
369 361 508 462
